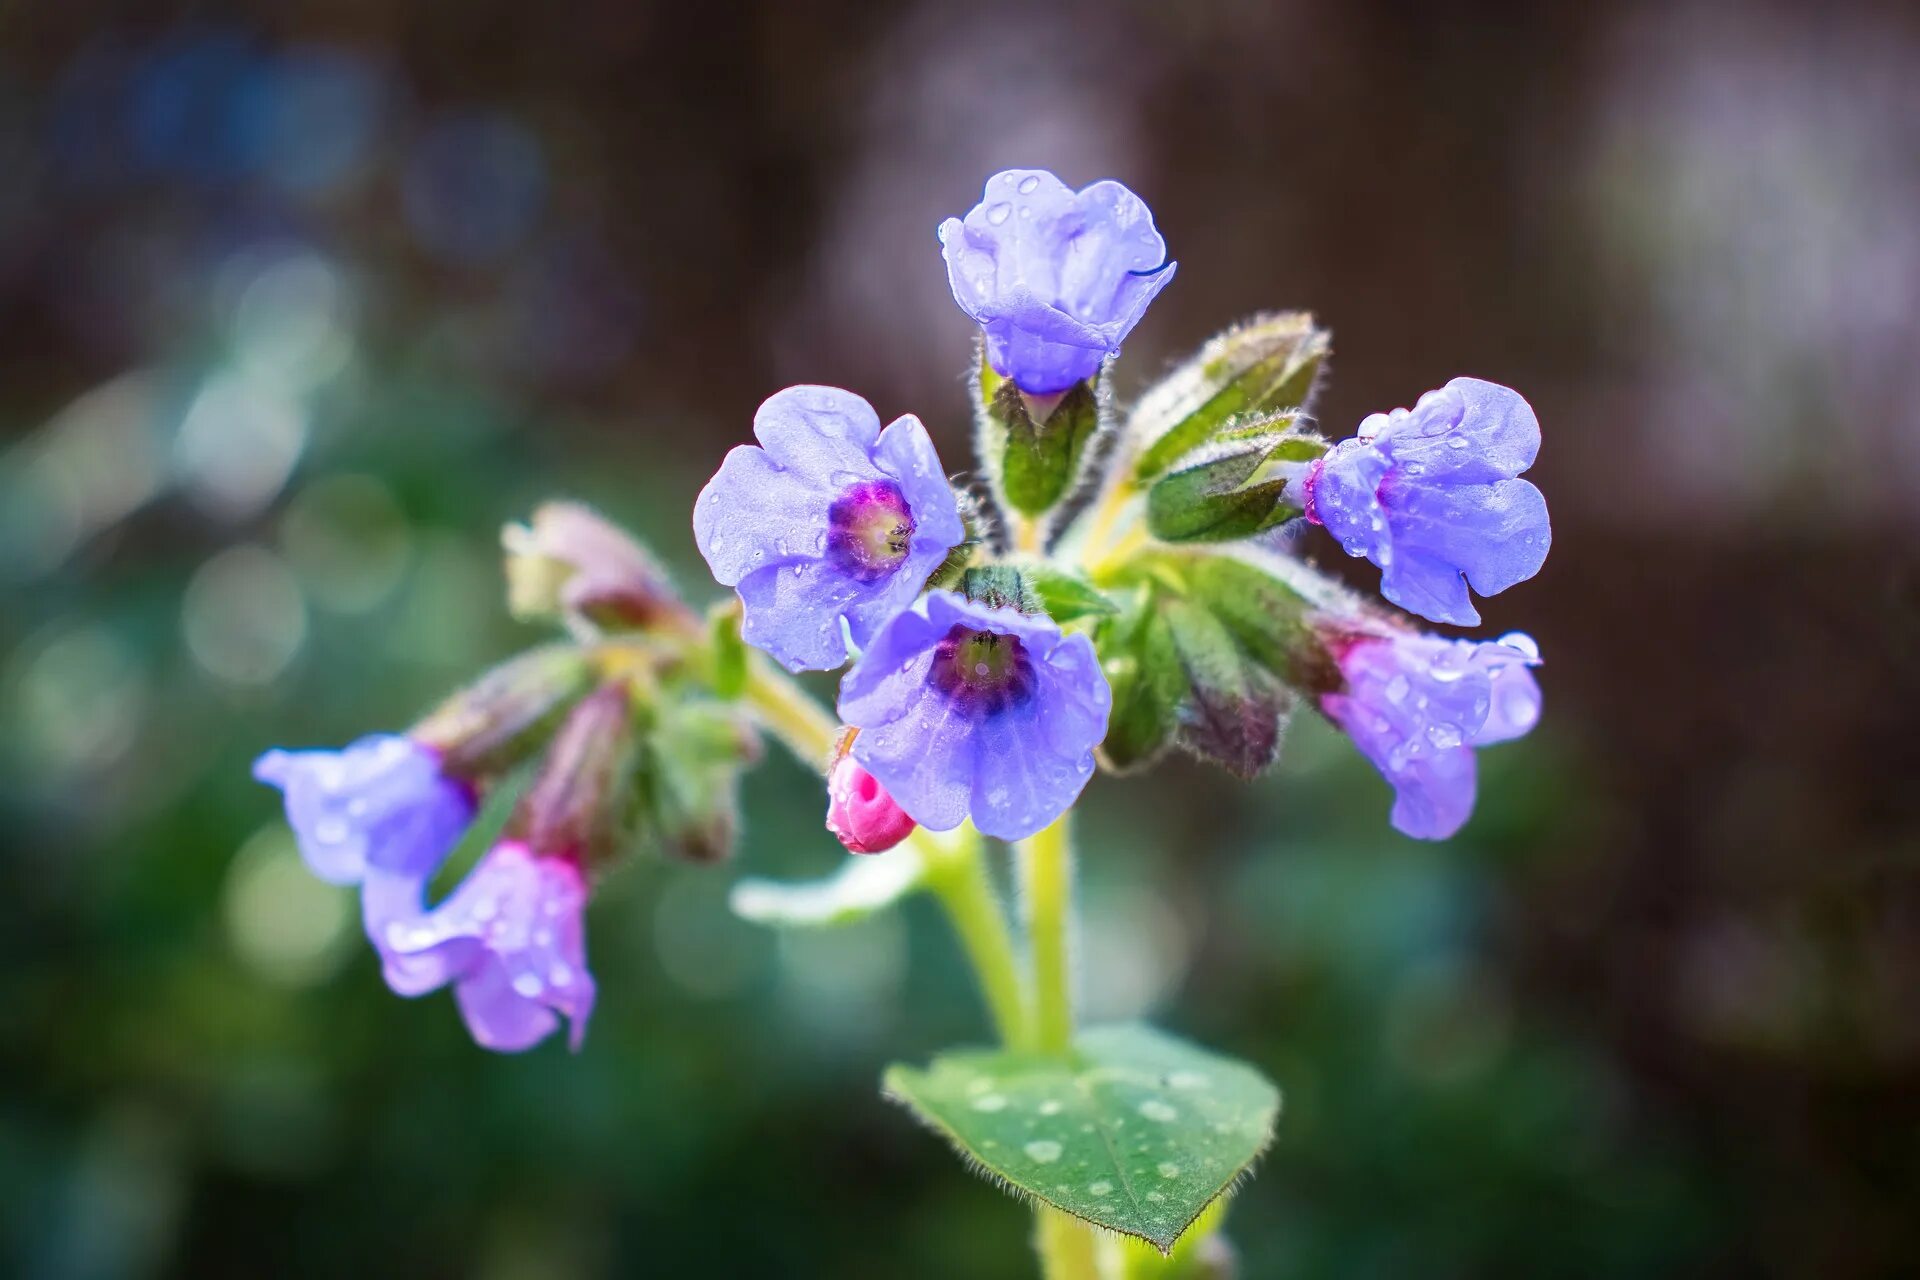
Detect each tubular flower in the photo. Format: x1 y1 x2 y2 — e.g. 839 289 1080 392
939 168 1175 394
1306 378 1550 626
364 841 595 1053
252 734 474 886
838 590 1111 842
695 385 964 672
1319 629 1542 840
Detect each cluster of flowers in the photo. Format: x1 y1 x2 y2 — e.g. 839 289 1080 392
697 168 1548 848
254 167 1552 1053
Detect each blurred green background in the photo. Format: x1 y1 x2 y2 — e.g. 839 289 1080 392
3 1 1917 1276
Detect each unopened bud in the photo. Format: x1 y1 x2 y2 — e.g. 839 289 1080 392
511 680 641 868
503 501 692 633
825 740 916 854
643 699 760 864
413 645 595 781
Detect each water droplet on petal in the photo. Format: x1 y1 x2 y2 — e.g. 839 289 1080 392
1017 175 1040 194
986 202 1012 226
511 973 544 998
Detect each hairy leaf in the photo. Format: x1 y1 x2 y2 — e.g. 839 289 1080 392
884 1024 1281 1254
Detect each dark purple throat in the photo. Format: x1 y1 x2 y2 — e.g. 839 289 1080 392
827 480 914 581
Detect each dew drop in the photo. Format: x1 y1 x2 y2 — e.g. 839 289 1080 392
511 973 544 998
986 202 1012 226
314 818 349 845
549 962 574 987
1017 175 1040 194
1447 436 1469 449
971 1094 1008 1113
1167 1071 1209 1090
1138 1100 1178 1123
1023 1140 1063 1164
1157 1162 1181 1179
1038 1100 1064 1116
1088 1180 1114 1197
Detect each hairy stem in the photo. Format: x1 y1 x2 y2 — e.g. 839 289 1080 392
1020 812 1076 1055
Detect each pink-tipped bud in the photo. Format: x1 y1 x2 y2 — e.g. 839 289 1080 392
825 752 915 854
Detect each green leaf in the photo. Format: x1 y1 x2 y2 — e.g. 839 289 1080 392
730 843 927 927
1026 565 1119 623
883 1024 1281 1254
973 350 1103 518
1131 312 1330 484
1094 587 1188 772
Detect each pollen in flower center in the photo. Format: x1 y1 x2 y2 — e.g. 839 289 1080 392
827 480 915 581
929 624 1036 716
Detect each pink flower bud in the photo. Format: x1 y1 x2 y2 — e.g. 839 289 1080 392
825 753 915 854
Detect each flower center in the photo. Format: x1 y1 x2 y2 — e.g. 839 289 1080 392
827 481 914 581
930 625 1036 716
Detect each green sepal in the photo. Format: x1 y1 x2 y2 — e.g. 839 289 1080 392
638 697 760 864
412 645 595 782
730 842 928 927
1145 415 1326 543
1094 587 1188 772
1025 565 1119 623
1162 595 1293 778
1098 547 1340 778
882 1023 1281 1254
958 564 1044 615
1131 312 1330 484
975 347 1103 519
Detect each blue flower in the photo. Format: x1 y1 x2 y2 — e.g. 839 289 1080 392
838 591 1110 842
364 840 595 1053
939 169 1175 394
1308 378 1550 626
1319 630 1542 840
253 734 474 885
695 386 965 673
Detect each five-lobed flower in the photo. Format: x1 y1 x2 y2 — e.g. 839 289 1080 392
1318 628 1543 840
1307 377 1550 626
695 385 965 673
939 168 1175 394
838 590 1111 842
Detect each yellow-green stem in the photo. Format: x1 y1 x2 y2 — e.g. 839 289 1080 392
1035 1208 1102 1280
739 655 1031 1047
1020 812 1076 1056
921 830 1031 1048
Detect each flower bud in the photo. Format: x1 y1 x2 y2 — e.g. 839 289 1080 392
502 501 692 633
510 680 641 869
641 699 760 864
1130 311 1329 484
412 645 595 781
825 747 916 854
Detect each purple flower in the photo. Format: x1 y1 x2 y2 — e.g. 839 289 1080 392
364 841 595 1053
695 385 965 673
939 169 1175 394
1307 378 1550 626
1319 630 1543 840
838 590 1110 842
252 734 474 885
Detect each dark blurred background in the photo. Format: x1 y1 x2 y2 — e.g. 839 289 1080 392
3 1 1918 1276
